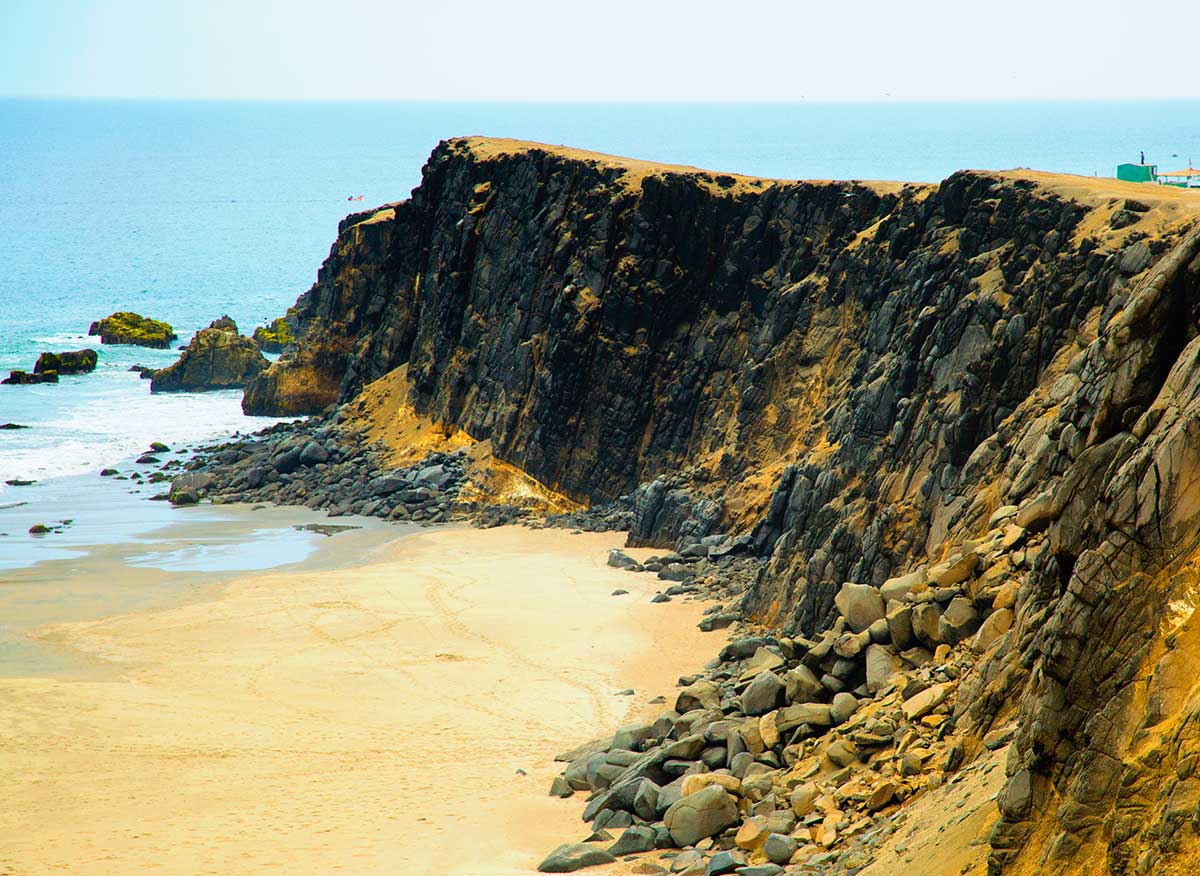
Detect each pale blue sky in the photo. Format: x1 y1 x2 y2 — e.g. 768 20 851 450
1 0 1195 102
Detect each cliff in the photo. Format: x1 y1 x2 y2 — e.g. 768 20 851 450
244 137 1200 874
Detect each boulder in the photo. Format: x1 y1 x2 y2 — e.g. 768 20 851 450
937 597 981 645
776 702 832 733
886 601 914 649
252 316 295 353
741 670 785 716
150 323 268 392
901 682 949 721
789 782 818 816
675 680 721 713
2 370 57 384
609 825 656 855
680 773 742 798
299 441 329 466
607 549 637 568
910 602 942 646
274 446 303 474
88 311 177 348
34 349 97 375
927 552 979 587
763 833 798 865
879 568 925 603
168 472 216 505
971 607 1014 651
734 815 771 851
864 644 902 693
537 843 617 872
825 738 856 767
663 785 740 847
834 582 885 632
704 850 747 874
1014 494 1055 533
830 691 860 724
784 665 823 703
867 781 897 811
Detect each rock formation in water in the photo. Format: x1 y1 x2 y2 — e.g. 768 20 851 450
34 349 98 375
150 317 267 392
237 138 1200 875
2 370 57 385
89 311 178 348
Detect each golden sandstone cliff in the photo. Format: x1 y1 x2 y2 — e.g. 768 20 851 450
240 138 1200 874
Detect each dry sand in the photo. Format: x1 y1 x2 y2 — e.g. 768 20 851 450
0 526 715 875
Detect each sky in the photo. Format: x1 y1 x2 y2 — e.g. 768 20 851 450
1 0 1196 103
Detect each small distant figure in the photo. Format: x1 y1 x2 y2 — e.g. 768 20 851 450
1141 150 1146 165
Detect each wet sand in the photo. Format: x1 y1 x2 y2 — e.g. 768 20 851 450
0 525 714 875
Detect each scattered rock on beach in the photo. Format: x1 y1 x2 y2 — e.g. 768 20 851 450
537 843 616 872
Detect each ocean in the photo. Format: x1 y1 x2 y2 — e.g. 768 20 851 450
2 98 1199 492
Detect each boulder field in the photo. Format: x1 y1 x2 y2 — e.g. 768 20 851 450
172 138 1200 874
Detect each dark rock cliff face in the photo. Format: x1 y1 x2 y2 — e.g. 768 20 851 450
245 139 1200 874
246 139 1175 624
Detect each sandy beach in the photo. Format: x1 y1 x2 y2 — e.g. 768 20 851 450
0 525 714 875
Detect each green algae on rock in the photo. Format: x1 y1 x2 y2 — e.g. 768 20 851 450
251 316 295 353
88 311 178 348
33 349 98 375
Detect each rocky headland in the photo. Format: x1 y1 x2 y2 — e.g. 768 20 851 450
158 138 1200 875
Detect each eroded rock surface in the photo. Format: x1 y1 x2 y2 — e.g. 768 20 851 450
216 138 1200 874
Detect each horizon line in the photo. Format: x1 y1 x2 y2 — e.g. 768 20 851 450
4 95 1200 106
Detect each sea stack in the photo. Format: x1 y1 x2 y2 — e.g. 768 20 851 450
88 311 178 348
149 316 268 392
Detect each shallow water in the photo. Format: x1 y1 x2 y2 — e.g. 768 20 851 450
0 464 400 676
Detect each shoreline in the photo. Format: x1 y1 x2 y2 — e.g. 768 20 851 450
0 524 716 875
0 481 402 678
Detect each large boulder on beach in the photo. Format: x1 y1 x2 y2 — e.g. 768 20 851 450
89 311 177 348
664 784 740 846
537 843 616 872
168 472 217 505
34 349 98 375
150 320 268 393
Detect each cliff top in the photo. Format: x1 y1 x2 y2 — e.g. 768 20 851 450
452 136 919 197
452 136 1200 231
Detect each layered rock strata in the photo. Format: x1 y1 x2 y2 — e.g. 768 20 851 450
226 138 1200 874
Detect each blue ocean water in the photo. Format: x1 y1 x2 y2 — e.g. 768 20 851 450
2 98 1199 490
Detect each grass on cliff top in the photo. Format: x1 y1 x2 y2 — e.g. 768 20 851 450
455 137 1200 220
455 136 916 197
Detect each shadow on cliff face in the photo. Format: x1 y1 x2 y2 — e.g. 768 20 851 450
240 137 1200 873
